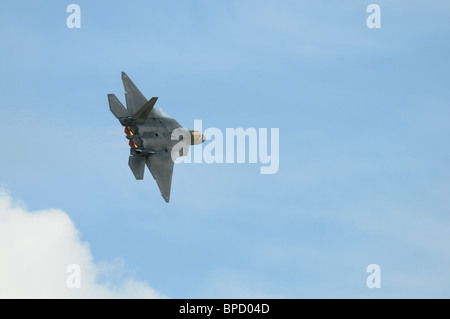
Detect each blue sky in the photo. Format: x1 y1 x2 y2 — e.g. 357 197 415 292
0 0 449 298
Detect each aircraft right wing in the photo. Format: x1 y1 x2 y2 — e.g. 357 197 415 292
122 71 148 115
146 153 174 203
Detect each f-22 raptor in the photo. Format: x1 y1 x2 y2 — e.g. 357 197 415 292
108 72 205 203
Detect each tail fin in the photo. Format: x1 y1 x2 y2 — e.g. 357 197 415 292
131 97 158 123
108 94 130 120
129 155 146 180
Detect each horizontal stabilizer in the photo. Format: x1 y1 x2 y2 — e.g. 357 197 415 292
132 97 158 122
108 94 130 119
129 155 146 180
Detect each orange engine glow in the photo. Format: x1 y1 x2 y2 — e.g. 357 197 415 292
129 139 138 148
125 126 133 136
125 126 138 148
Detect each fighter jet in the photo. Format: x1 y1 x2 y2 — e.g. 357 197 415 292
108 72 205 203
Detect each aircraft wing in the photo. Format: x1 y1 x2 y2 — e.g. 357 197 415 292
122 71 147 114
146 153 174 203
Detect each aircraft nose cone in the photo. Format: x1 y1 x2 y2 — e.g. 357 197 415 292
202 134 206 143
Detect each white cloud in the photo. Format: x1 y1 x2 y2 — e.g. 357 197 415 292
0 191 164 299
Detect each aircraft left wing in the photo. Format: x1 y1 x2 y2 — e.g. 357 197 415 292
146 153 174 203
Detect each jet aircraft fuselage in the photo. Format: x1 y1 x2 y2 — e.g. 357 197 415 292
108 72 205 202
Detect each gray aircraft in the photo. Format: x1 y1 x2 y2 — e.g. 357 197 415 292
108 72 205 203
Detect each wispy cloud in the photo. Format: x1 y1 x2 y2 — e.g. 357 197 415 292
0 191 164 299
